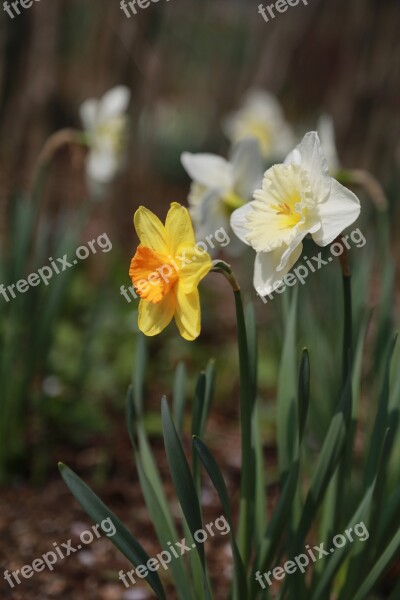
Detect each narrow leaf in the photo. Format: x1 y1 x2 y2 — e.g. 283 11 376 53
59 463 166 600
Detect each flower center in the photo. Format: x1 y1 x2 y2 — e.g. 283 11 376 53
243 164 311 253
270 197 302 228
239 117 271 156
95 116 126 155
129 246 178 304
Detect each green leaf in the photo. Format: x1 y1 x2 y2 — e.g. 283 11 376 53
192 372 207 492
277 289 298 480
337 430 393 600
193 436 248 600
245 301 265 547
291 375 352 554
298 349 310 445
161 398 212 599
245 301 258 401
351 528 400 600
310 480 376 600
373 486 400 567
192 372 207 439
200 359 216 437
253 401 267 545
364 335 398 489
59 463 166 600
127 391 194 600
234 290 256 564
162 397 203 555
173 361 187 434
136 460 194 600
132 333 148 418
250 460 300 598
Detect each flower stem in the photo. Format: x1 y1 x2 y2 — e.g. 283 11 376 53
211 260 241 291
334 237 353 382
212 261 254 565
35 128 89 172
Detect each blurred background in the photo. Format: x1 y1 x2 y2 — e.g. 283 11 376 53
0 0 399 598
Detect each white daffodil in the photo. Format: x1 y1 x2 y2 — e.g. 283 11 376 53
318 114 340 174
181 138 264 256
80 86 131 185
230 132 361 297
223 89 295 161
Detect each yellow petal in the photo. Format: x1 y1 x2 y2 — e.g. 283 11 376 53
178 248 212 294
165 202 196 255
134 206 170 254
174 283 201 341
138 293 175 337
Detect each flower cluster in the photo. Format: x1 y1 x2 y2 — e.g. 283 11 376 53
129 90 362 340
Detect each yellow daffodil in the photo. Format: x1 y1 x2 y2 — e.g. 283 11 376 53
129 203 212 341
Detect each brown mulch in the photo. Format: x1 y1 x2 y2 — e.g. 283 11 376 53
0 414 244 600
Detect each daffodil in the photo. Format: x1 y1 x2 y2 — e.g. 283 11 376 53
129 203 212 341
230 132 361 297
223 89 295 160
80 85 130 185
181 138 264 256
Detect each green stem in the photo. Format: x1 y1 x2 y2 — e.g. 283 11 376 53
212 261 255 565
334 243 354 534
234 289 255 565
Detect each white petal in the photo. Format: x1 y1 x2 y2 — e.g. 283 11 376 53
79 99 98 132
284 147 301 166
254 243 303 297
86 147 119 183
199 193 229 236
243 89 286 121
229 138 264 200
230 202 253 246
224 89 295 160
181 152 233 191
98 86 130 121
277 230 307 271
312 179 361 246
194 193 245 257
318 114 340 173
294 132 331 202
